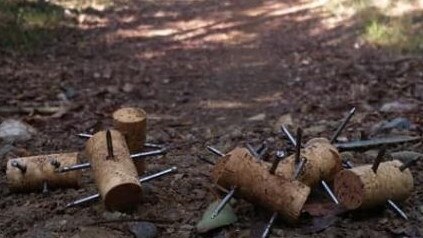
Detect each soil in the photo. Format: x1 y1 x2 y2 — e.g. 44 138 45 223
0 0 422 237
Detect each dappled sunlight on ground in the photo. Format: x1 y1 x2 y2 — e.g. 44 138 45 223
106 0 330 48
199 100 252 109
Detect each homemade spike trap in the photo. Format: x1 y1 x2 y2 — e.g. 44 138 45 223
261 107 356 236
7 153 81 192
336 159 414 220
280 126 340 205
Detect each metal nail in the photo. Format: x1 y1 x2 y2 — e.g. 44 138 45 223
106 130 114 159
261 212 278 238
372 149 385 173
206 146 225 157
281 125 297 146
294 158 307 179
59 149 167 173
11 161 27 173
211 186 236 219
59 162 91 173
256 142 266 154
387 199 408 220
130 148 167 159
77 133 93 138
321 180 339 204
257 144 268 160
66 167 177 208
330 107 356 144
295 128 302 164
78 133 164 149
269 150 286 174
246 143 260 159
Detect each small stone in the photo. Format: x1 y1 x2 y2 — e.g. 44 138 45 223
381 117 412 130
391 151 423 162
128 222 158 238
248 113 266 121
102 211 126 221
0 119 37 143
122 83 134 93
380 101 417 113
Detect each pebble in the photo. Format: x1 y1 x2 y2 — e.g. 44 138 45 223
128 222 158 238
380 101 417 113
0 119 37 143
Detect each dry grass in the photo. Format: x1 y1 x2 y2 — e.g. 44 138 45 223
0 0 117 52
325 0 423 53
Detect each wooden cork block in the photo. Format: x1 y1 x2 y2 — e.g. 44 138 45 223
212 147 311 223
334 160 414 210
113 107 147 174
85 130 142 211
6 152 80 192
273 138 342 187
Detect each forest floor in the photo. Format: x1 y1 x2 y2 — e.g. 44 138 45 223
0 0 422 237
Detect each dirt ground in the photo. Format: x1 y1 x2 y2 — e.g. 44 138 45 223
0 0 422 237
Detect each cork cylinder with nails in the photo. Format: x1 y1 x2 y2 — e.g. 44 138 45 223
273 138 342 187
6 152 80 192
85 130 142 211
334 160 414 210
212 147 311 223
113 107 147 175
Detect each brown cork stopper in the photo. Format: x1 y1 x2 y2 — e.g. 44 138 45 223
273 138 342 187
85 130 142 211
212 147 311 223
6 152 80 192
113 107 147 175
334 160 414 210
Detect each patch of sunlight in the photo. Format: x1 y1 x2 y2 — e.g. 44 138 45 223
364 17 423 52
0 0 67 51
146 28 177 37
153 10 179 18
326 0 423 17
254 92 284 103
267 0 328 17
203 31 257 45
137 50 166 60
199 100 251 109
242 2 287 17
323 0 423 52
52 0 117 11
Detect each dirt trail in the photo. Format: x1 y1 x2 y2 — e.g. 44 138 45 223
0 0 422 237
